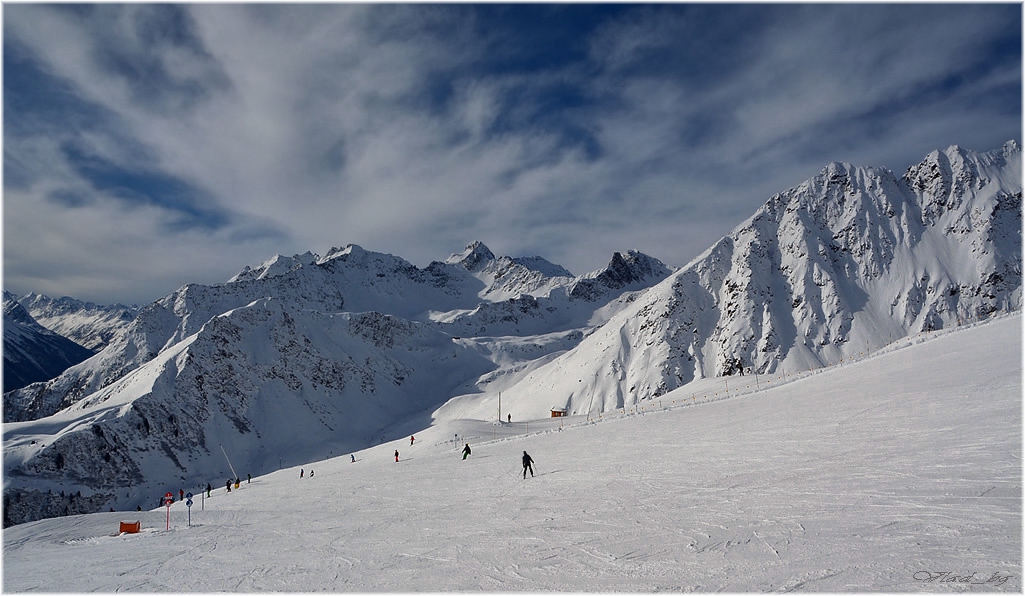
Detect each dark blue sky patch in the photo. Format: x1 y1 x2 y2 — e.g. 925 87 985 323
851 55 1021 144
46 188 94 208
402 6 627 148
46 4 95 19
59 141 230 231
584 4 774 83
129 4 204 48
3 39 111 138
466 5 627 74
320 138 348 174
87 5 231 114
553 122 604 163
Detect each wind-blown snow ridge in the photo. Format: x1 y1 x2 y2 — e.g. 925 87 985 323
2 142 1020 526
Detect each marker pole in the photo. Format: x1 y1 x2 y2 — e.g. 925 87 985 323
220 444 239 481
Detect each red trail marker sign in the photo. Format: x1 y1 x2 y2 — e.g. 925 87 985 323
164 492 173 530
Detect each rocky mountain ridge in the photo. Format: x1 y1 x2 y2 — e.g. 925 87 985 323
460 142 1020 419
3 243 672 424
18 293 139 351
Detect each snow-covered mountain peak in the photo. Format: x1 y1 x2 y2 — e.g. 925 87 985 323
821 160 856 178
446 240 496 272
568 250 673 301
592 250 671 284
509 255 574 278
320 243 365 263
314 244 422 277
4 291 39 327
474 142 1020 419
229 251 318 283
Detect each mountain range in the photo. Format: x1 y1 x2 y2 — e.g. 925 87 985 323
3 141 1020 526
2 293 97 394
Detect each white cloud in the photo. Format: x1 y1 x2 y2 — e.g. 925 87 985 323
4 4 1019 303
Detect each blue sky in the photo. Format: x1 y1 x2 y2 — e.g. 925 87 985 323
4 4 1021 305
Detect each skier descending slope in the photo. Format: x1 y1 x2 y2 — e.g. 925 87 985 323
522 451 534 479
462 444 471 460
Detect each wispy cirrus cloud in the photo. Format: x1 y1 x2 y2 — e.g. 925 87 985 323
4 4 1020 304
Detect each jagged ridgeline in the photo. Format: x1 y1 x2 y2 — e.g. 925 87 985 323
3 141 1020 526
2 293 99 394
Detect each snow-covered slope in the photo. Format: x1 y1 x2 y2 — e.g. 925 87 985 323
3 313 1019 591
2 292 95 394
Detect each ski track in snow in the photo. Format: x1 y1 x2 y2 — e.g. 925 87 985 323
3 314 1020 592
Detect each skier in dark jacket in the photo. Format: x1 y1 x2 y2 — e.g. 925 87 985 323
522 451 534 478
462 443 471 460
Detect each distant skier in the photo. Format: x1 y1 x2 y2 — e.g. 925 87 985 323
226 479 232 493
351 454 356 463
394 449 399 463
310 470 315 478
522 451 535 479
179 489 184 501
462 443 471 460
235 478 240 489
247 473 251 484
410 436 415 446
300 468 304 478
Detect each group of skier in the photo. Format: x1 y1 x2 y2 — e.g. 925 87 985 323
189 438 536 507
401 437 535 478
221 473 252 493
459 444 534 478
